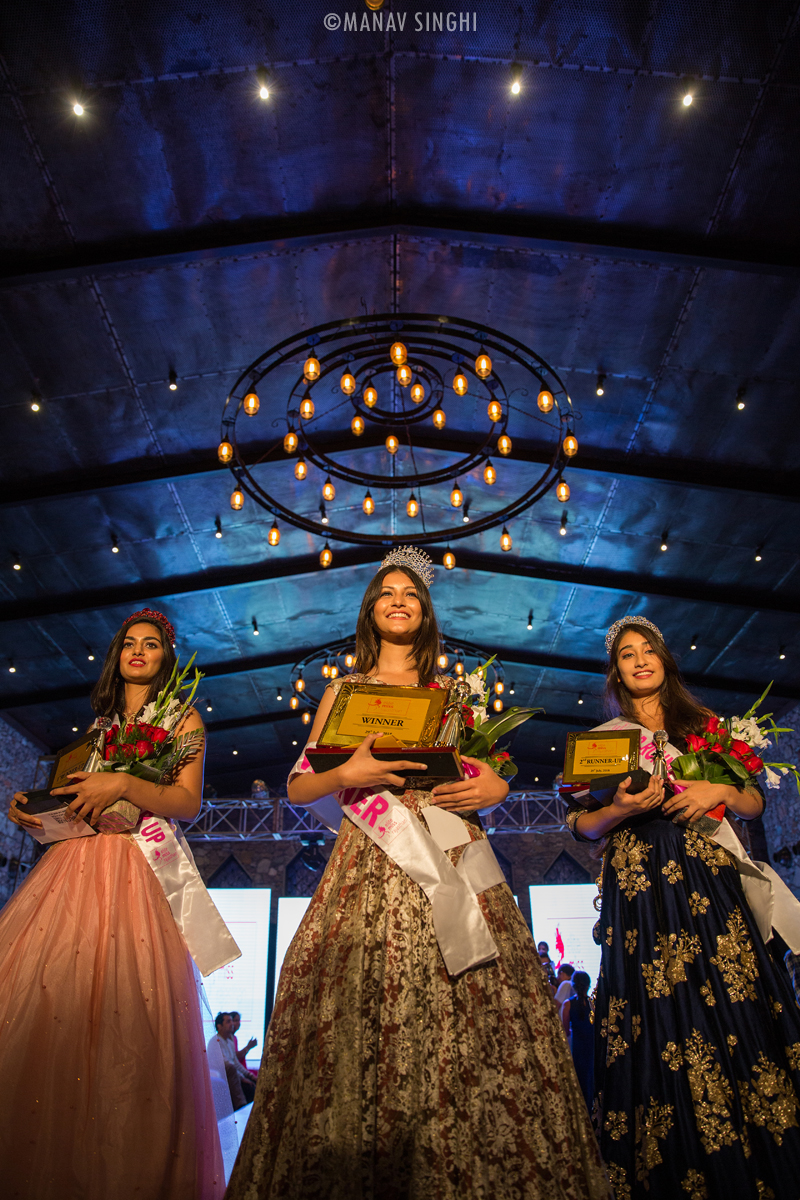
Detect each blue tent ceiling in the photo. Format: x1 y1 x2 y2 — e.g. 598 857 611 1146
0 1 798 793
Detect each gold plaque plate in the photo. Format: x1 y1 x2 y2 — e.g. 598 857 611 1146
318 682 447 748
50 729 102 789
563 729 640 783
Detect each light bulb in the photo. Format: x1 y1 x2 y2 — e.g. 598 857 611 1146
351 414 365 436
453 373 468 396
737 400 745 410
660 541 668 552
563 431 578 457
755 551 762 562
509 683 515 695
230 489 244 510
363 385 378 407
450 483 463 508
493 697 504 712
73 726 79 732
560 512 568 536
322 662 331 678
252 619 259 636
410 380 425 404
390 341 407 365
578 693 584 705
168 370 178 391
259 85 269 100
537 389 554 413
322 476 335 501
462 507 470 524
303 355 321 381
510 80 520 95
268 521 280 546
690 642 697 651
385 434 399 454
243 391 260 415
527 611 533 630
454 661 464 676
300 394 315 420
487 399 502 422
363 491 375 515
683 93 693 106
345 653 355 668
484 461 496 485
8 664 16 674
277 689 283 701
396 364 412 387
497 434 512 456
475 352 492 379
283 429 298 453
12 562 21 570
596 375 606 397
30 400 40 411
73 102 84 115
290 694 299 709
294 459 307 480
432 408 446 429
295 676 305 693
330 664 339 679
218 440 233 463
495 679 504 695
779 650 786 660
88 652 95 661
556 479 570 502
341 372 356 395
437 653 449 670
302 710 311 725
500 527 512 552
206 703 213 712
320 504 328 525
406 493 419 517
443 550 456 570
320 543 333 568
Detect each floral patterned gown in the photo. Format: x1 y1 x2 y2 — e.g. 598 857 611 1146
566 719 800 1200
226 677 610 1200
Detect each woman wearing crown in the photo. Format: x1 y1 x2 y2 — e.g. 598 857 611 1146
0 610 227 1199
564 615 800 1200
226 548 611 1200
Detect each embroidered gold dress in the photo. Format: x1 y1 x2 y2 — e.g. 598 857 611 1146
567 719 800 1200
226 677 610 1200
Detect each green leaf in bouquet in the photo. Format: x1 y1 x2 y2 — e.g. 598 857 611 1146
715 752 751 781
742 681 773 721
460 728 491 759
477 706 544 746
670 751 703 780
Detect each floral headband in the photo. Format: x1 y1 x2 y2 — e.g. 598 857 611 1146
605 615 662 657
124 608 176 647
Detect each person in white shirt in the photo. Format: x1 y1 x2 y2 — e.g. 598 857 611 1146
553 963 575 1007
208 1012 256 1109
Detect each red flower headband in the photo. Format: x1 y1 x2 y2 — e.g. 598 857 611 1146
124 608 176 646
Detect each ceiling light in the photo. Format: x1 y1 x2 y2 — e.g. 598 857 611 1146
292 739 298 745
390 341 407 365
322 662 331 678
319 541 333 568
340 372 356 395
169 370 178 392
302 710 312 725
736 386 746 410
562 430 578 457
683 93 693 106
111 535 119 553
8 662 16 673
252 618 259 636
534 776 539 782
363 384 378 407
87 652 95 662
386 434 400 455
755 547 762 562
232 748 238 755
500 526 512 552
267 520 280 546
319 503 329 525
294 459 307 481
596 374 606 396
454 660 465 676
437 653 449 670
351 414 365 436
509 682 515 695
487 398 502 422
322 476 335 502
556 478 570 503
690 640 697 650
345 653 355 668
660 532 668 552
72 726 79 732
527 610 533 630
453 373 468 396
494 679 504 695
73 102 85 116
493 697 504 711
450 482 463 508
30 393 41 412
243 390 259 415
475 351 492 378
551 746 556 752
483 460 496 485
497 433 512 456
329 664 339 679
206 703 213 712
303 355 321 381
396 364 412 387
259 85 269 100
779 647 786 660
215 516 223 539
560 511 568 536
578 693 584 705
230 488 244 510
410 380 425 404
462 504 470 524
283 428 299 454
294 674 305 692
363 491 375 515
432 408 446 429
511 80 521 95
407 493 419 518
300 394 315 420
218 440 234 463
12 561 21 571
290 695 299 710
537 389 554 413
443 549 456 570
276 688 283 702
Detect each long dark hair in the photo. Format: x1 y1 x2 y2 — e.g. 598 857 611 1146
90 618 177 719
604 623 711 741
354 565 440 684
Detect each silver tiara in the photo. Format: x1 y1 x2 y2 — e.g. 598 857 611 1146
605 615 663 656
380 545 434 588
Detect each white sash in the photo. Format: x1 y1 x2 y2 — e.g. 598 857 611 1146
595 718 800 951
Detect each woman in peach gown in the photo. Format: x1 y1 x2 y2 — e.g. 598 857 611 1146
0 610 225 1200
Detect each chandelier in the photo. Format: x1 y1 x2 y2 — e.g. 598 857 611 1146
218 313 576 563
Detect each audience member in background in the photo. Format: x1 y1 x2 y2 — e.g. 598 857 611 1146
209 1013 256 1110
560 971 593 1110
230 1011 258 1067
537 940 554 972
553 962 575 1005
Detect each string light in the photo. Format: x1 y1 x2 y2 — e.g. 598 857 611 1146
500 526 512 552
12 561 21 571
736 386 746 410
299 394 315 420
563 430 578 457
322 476 336 502
363 491 375 515
560 511 568 536
319 504 329 525
8 661 16 674
410 380 425 404
406 493 419 518
450 482 463 508
290 695 299 709
462 503 470 524
268 521 280 546
755 547 763 562
30 394 41 412
396 364 412 387
690 636 698 650
437 653 449 669
243 390 260 415
537 389 553 413
340 372 356 395
497 433 512 456
363 384 378 407
779 647 786 661
320 542 333 568
351 414 365 436
683 92 693 106
232 748 240 757
215 517 223 539
294 459 307 481
596 375 606 396
73 726 79 732
475 351 492 378
345 653 355 669
453 373 468 396
494 679 504 695
487 398 502 422
169 370 178 392
432 408 446 429
509 682 515 695
252 618 259 636
493 697 504 712
302 710 312 725
230 488 244 510
578 693 584 705
206 702 213 712
259 84 269 100
556 478 570 502
295 674 305 692
276 688 283 701
443 549 456 570
303 355 321 381
283 428 298 453
527 610 533 630
330 664 339 679
660 532 668 552
484 460 496 485
322 662 331 678
111 535 119 554
218 440 234 463
87 651 95 662
390 341 407 365
73 102 85 116
385 434 399 455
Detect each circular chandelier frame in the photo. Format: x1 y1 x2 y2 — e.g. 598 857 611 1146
220 313 575 547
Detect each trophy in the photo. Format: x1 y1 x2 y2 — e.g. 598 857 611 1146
559 728 653 810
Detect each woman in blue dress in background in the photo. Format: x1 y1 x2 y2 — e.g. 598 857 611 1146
561 970 594 1111
565 615 800 1200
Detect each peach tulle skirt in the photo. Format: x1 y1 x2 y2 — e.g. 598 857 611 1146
0 832 225 1200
